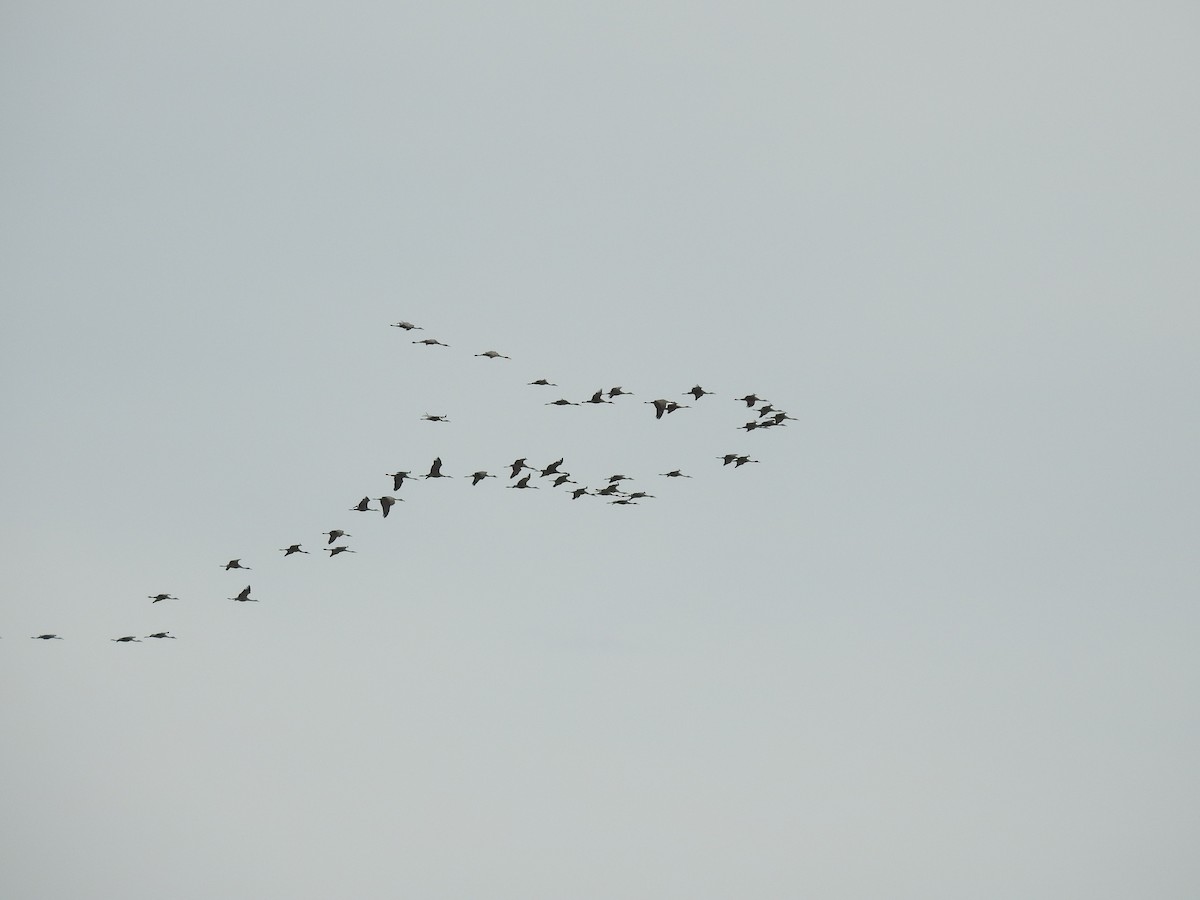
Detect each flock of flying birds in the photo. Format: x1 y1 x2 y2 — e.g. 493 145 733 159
18 319 794 644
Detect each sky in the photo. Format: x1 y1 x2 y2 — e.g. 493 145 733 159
2 1 1199 897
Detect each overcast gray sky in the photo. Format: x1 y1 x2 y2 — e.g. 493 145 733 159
3 2 1198 898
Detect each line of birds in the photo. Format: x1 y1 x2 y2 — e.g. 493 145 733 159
19 318 793 642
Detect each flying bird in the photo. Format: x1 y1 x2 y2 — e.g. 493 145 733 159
412 338 449 347
145 632 176 639
736 394 765 407
660 470 692 478
469 471 496 485
230 585 254 602
148 593 177 603
390 321 423 330
539 458 565 477
551 474 575 487
112 636 141 642
378 496 401 517
733 456 760 467
665 401 690 414
509 458 533 478
323 529 350 544
328 546 356 556
583 390 613 404
546 398 579 406
31 634 63 640
686 385 713 400
350 496 375 511
222 559 251 570
425 457 448 478
718 454 740 466
607 386 633 398
646 399 669 419
280 544 308 556
569 487 589 499
475 350 510 359
421 414 450 423
386 471 412 491
508 475 538 489
528 378 557 386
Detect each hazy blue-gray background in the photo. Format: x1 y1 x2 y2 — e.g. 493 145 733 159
3 2 1198 897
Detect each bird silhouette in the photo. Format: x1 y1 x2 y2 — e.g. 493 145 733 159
733 456 760 467
475 350 511 359
607 386 633 398
646 399 669 419
509 458 533 478
328 546 356 556
736 394 765 407
323 530 350 544
378 496 401 517
508 475 539 489
148 593 177 603
528 378 557 386
280 544 308 556
546 398 579 406
350 496 375 511
412 338 449 347
660 470 692 478
31 634 63 640
539 458 565 477
112 636 141 642
718 454 740 466
425 457 448 478
222 559 251 570
386 471 412 491
469 471 496 485
390 321 422 330
686 385 713 400
583 390 613 404
665 401 690 414
145 632 176 639
230 586 254 602
421 414 450 423
569 487 589 499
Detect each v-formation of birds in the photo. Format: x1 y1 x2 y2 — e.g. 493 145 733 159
22 319 793 643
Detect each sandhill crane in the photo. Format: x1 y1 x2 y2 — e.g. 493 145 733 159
569 487 589 499
756 404 777 418
607 474 632 483
413 338 449 347
230 585 254 602
665 401 690 414
739 421 760 432
421 414 450 423
607 386 633 398
551 474 575 488
609 498 638 505
733 456 760 467
469 471 496 485
475 350 510 359
391 321 422 330
387 471 412 491
595 484 623 496
546 398 579 406
646 399 669 419
148 593 177 603
509 458 533 478
718 454 740 466
508 474 538 489
771 411 797 424
222 559 251 570
351 496 375 511
378 496 401 517
539 458 565 477
145 632 176 639
626 491 655 500
323 529 350 544
328 546 356 557
737 394 765 407
686 385 713 400
583 390 612 404
31 634 63 640
425 457 448 478
528 378 557 386
660 470 692 478
280 544 308 556
112 635 141 642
